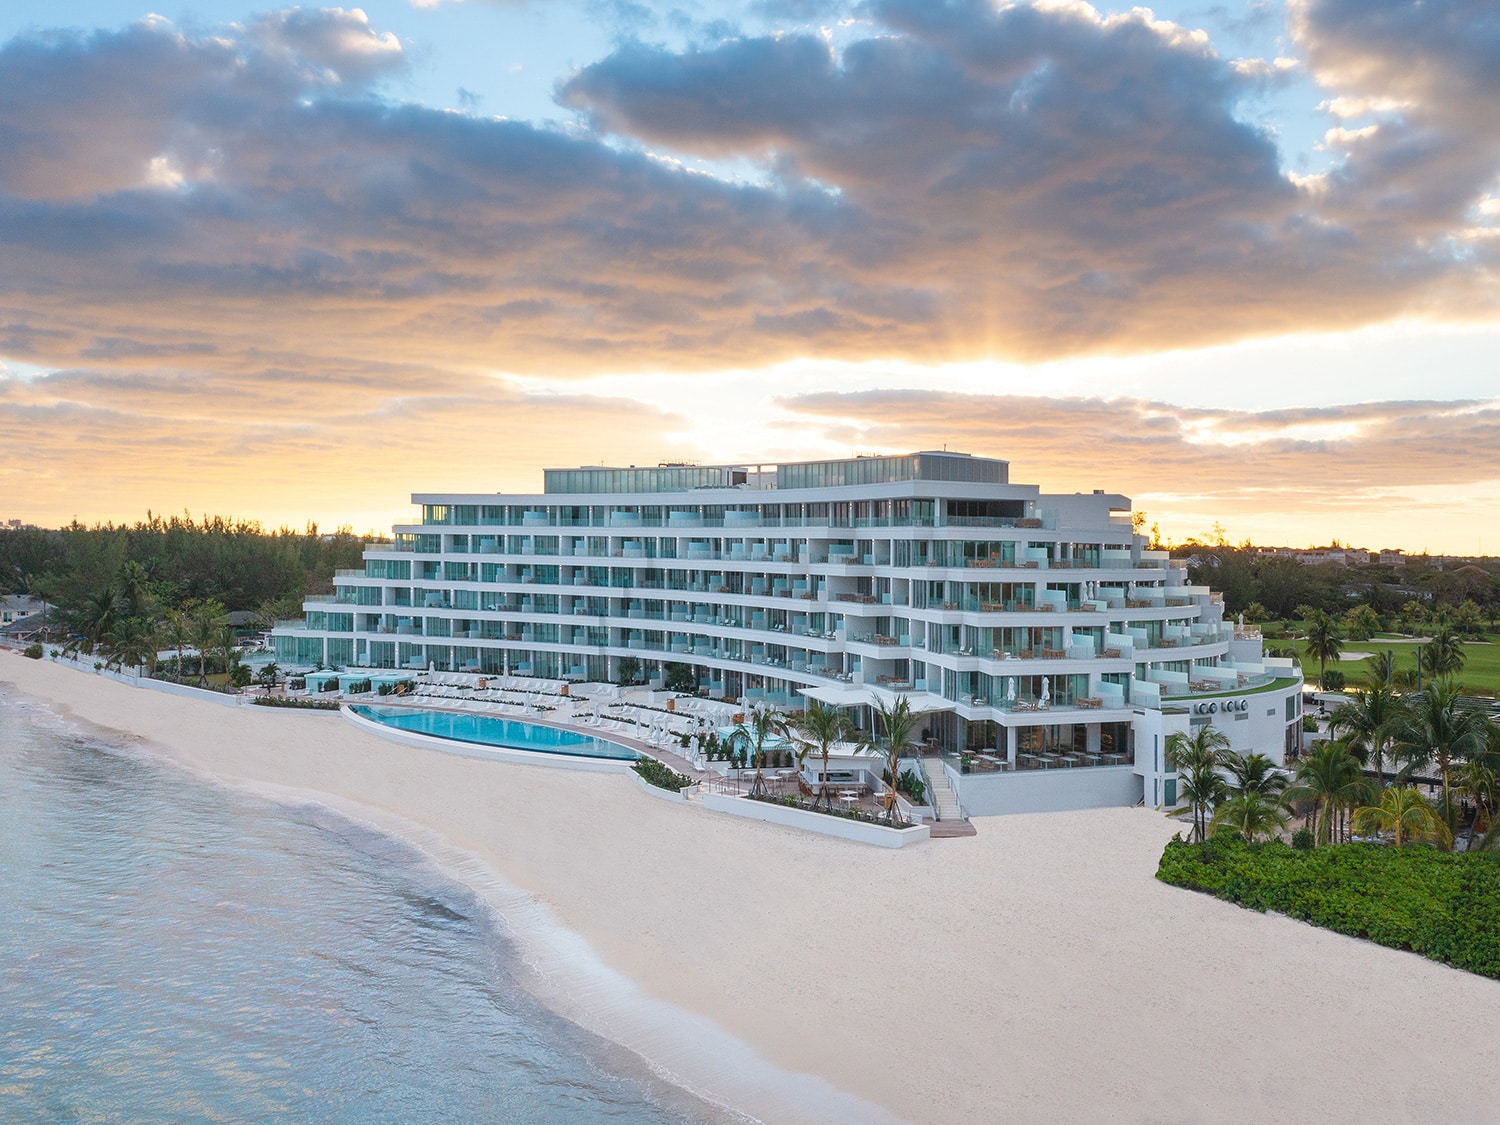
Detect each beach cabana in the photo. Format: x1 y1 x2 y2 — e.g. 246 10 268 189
304 671 342 694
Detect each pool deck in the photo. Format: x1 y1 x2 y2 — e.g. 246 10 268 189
311 681 956 839
351 693 715 781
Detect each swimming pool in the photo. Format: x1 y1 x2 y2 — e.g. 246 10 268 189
349 706 638 762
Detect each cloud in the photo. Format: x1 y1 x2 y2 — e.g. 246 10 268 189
0 10 405 201
0 1 1494 390
562 0 1498 355
776 388 1500 503
1290 0 1500 240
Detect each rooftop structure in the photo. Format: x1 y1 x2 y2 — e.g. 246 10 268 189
272 451 1302 814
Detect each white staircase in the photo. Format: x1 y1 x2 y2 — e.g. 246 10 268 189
924 759 963 822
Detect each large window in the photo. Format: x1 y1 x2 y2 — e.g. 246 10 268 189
543 466 746 493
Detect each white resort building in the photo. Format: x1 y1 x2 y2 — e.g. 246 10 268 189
272 452 1303 815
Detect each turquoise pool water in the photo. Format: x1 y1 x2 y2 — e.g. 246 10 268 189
351 706 638 761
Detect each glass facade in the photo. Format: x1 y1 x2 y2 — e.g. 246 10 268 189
543 465 748 494
777 453 1006 490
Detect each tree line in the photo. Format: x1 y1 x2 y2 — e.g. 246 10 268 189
2 513 367 683
1170 670 1499 853
1181 545 1499 621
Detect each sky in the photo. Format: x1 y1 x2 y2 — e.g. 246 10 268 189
0 0 1497 552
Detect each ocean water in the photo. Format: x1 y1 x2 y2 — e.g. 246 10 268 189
0 689 724 1124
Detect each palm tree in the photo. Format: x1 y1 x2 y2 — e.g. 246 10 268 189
220 627 247 689
1362 651 1396 688
1221 750 1287 799
871 696 921 825
1421 626 1465 681
1164 724 1230 843
102 616 156 673
728 707 789 798
1210 792 1289 842
1454 758 1499 850
187 598 228 684
78 585 121 655
1343 604 1380 642
1453 600 1484 638
792 700 857 812
116 560 155 620
162 608 190 680
1303 611 1344 690
1395 679 1493 829
1399 600 1428 636
1328 679 1406 785
1351 786 1451 848
1284 742 1371 845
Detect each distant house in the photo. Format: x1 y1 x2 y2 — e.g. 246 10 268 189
1378 549 1406 568
0 594 45 633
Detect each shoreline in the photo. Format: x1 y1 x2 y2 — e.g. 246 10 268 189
8 651 1500 1124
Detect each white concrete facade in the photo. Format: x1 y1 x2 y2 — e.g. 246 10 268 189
272 451 1303 812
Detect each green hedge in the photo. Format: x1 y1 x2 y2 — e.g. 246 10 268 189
632 757 693 792
251 695 342 711
1157 835 1500 979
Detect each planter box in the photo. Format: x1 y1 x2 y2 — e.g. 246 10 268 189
700 792 930 848
630 771 692 803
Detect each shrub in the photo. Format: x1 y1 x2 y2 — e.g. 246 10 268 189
1157 834 1500 979
22 642 43 659
1303 714 1318 732
897 767 927 805
251 696 341 710
633 757 693 792
1291 826 1315 851
1321 669 1346 691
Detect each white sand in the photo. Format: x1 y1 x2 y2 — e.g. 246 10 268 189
7 652 1500 1125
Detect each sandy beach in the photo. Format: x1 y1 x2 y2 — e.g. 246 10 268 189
6 652 1500 1125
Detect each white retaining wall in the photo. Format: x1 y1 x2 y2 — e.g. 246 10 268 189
953 764 1143 816
631 771 692 803
42 653 246 708
700 792 930 847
